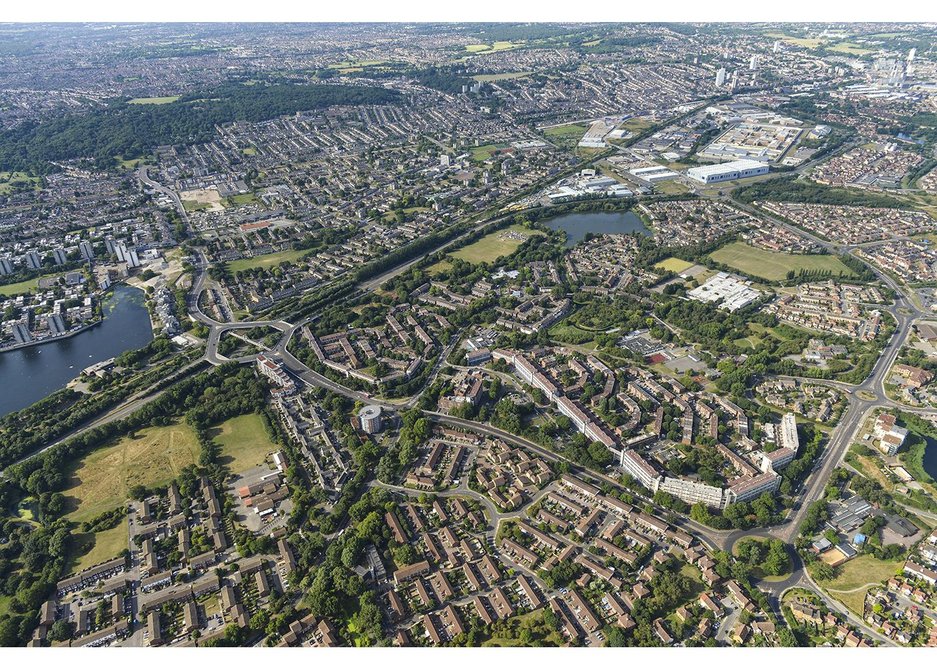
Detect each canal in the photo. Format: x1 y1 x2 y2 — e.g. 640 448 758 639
0 284 154 417
542 210 651 248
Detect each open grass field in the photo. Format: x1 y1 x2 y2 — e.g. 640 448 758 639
383 206 431 222
68 522 128 575
0 170 41 194
470 143 507 162
182 199 212 212
210 413 276 475
748 321 793 341
543 123 587 140
709 242 856 281
654 257 695 274
472 71 532 82
241 147 257 156
228 248 308 272
224 192 259 207
465 41 520 54
828 587 873 616
63 421 200 524
765 32 825 49
0 276 42 296
117 155 147 170
329 59 386 69
0 270 72 297
619 117 655 133
828 42 874 55
823 555 902 606
548 322 596 345
426 259 452 276
734 335 764 350
449 224 544 264
128 96 180 105
652 180 690 196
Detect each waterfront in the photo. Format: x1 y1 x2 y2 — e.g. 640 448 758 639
0 285 153 417
542 210 651 247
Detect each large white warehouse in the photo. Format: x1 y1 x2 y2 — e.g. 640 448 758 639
686 159 769 184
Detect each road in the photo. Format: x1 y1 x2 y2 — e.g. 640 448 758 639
3 137 911 645
2 357 207 474
731 191 925 544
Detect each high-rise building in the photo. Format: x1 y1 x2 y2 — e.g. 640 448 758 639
79 240 94 260
0 257 12 275
12 323 32 344
126 248 141 269
105 236 116 256
773 40 781 53
749 55 758 70
47 314 67 335
52 248 67 265
115 242 128 263
715 67 727 87
25 251 41 270
358 405 384 434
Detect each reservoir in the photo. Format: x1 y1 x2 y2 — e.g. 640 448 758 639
543 210 651 247
0 284 153 418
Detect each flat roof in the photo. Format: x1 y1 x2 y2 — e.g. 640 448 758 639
358 405 382 418
687 159 769 177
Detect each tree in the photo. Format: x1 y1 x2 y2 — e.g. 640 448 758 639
812 562 836 581
48 620 73 642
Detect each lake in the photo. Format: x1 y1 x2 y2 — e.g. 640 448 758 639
0 284 154 417
543 210 651 248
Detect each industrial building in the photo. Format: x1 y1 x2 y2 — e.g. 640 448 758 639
629 165 679 183
686 159 769 184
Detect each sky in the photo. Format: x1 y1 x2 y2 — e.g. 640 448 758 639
1 0 933 24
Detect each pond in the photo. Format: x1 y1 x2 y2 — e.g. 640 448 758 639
922 434 937 482
542 210 651 248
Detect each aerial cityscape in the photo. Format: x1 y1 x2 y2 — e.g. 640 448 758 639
3 19 937 652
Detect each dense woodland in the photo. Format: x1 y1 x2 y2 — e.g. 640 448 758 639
733 176 906 208
0 82 400 172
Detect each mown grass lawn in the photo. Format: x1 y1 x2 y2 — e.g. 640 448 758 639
127 96 180 105
654 257 695 274
543 123 587 140
210 413 277 475
0 277 41 296
224 192 259 207
472 72 531 82
709 241 856 281
228 249 308 272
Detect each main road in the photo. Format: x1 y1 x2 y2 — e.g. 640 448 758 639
31 137 904 646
